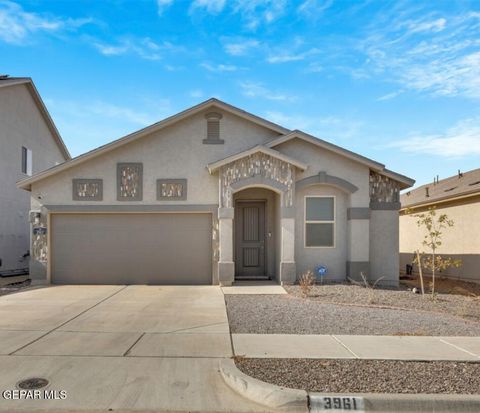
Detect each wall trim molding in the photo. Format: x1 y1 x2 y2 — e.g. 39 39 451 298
347 207 370 220
296 171 358 193
230 176 287 194
370 201 401 210
43 204 218 213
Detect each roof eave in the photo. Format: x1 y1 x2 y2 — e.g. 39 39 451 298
267 130 385 170
15 98 291 190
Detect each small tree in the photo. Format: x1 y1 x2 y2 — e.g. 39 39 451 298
408 207 461 298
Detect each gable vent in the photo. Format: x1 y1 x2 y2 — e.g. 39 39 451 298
203 112 224 144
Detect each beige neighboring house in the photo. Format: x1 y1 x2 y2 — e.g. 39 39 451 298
400 169 480 283
0 76 70 275
17 98 414 286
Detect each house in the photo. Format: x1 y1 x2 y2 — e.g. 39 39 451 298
400 169 480 283
17 98 414 286
0 76 70 277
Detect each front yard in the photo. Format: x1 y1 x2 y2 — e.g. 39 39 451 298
227 279 480 395
225 283 480 336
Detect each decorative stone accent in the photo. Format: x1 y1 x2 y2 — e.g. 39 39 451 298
369 171 400 203
220 152 295 208
157 179 187 200
72 179 103 201
32 214 47 263
117 163 143 201
212 216 220 262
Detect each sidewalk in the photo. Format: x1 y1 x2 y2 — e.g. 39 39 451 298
232 334 480 361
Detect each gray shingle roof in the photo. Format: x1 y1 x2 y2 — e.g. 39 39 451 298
401 168 480 208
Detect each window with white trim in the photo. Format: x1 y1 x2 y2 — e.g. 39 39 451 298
21 146 32 176
305 196 335 247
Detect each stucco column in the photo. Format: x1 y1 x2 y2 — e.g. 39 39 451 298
346 207 370 281
218 207 234 286
279 207 296 285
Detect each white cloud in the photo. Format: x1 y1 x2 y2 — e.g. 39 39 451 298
157 0 174 15
265 111 364 140
304 62 323 73
389 118 480 157
240 82 296 102
267 47 320 64
297 0 333 19
190 0 226 14
232 0 287 30
0 0 91 44
406 17 447 34
357 9 480 99
200 62 238 72
189 89 204 98
93 38 181 61
377 90 403 101
224 39 260 56
88 101 159 125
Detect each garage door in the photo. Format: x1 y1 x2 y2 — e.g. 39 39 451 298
51 213 212 285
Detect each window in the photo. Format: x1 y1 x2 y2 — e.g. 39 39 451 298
21 146 32 176
305 196 335 247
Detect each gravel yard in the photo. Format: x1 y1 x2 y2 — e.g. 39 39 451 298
285 283 480 321
225 294 480 336
235 358 480 394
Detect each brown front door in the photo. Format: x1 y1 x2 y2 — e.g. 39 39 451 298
235 201 266 278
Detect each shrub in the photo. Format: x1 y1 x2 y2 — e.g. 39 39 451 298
299 270 315 297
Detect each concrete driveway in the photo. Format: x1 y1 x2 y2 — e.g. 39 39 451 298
0 285 267 412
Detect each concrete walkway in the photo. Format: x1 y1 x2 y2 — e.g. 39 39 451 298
221 281 287 295
232 334 480 361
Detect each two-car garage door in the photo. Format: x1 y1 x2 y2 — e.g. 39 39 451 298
51 213 212 285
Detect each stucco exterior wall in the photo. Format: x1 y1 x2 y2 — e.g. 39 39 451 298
31 110 279 206
0 84 66 271
399 196 480 282
25 102 404 285
294 185 348 281
370 210 399 286
273 138 370 207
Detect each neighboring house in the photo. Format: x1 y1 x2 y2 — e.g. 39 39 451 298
0 76 70 275
400 169 480 283
18 98 414 286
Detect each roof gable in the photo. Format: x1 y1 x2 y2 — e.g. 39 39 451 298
267 130 414 189
0 77 70 160
17 98 289 190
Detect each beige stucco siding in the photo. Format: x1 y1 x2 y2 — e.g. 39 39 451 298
370 210 399 285
273 138 370 207
399 196 480 282
31 110 280 206
0 84 66 271
295 185 348 280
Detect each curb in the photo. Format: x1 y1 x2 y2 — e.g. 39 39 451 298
220 359 480 412
219 359 309 412
310 392 480 412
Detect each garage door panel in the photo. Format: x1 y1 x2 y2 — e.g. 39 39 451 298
51 214 212 285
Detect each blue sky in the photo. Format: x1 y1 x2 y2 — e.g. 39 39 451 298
1 0 480 188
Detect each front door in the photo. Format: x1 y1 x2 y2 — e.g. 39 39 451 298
235 201 266 278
